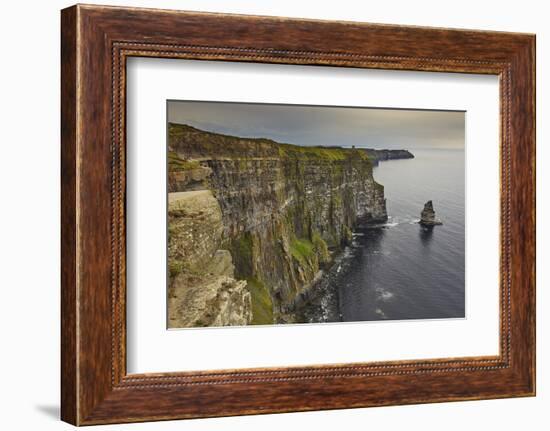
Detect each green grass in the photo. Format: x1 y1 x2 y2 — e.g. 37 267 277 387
168 122 373 163
168 123 191 138
278 143 370 162
232 233 254 278
312 232 330 264
290 237 315 264
168 151 200 172
246 277 274 325
342 225 353 245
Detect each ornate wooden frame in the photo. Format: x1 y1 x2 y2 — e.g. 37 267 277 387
61 4 536 425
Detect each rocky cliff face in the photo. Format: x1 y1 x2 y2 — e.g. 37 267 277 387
168 124 388 326
167 190 252 328
363 149 414 166
419 200 443 226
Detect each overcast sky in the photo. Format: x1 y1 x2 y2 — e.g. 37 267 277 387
168 101 464 150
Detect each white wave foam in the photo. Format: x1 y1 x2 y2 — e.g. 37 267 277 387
376 287 394 301
375 308 387 318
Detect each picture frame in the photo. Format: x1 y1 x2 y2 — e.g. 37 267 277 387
61 4 535 425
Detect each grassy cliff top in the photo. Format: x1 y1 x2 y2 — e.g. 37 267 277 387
277 142 369 161
168 123 371 162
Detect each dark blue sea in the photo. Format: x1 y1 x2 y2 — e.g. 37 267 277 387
297 148 465 323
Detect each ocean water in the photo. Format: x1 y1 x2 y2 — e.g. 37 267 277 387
297 148 465 323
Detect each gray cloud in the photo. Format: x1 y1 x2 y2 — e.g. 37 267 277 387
168 101 464 150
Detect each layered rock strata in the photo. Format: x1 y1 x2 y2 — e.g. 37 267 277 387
167 190 252 328
419 200 443 226
168 123 391 326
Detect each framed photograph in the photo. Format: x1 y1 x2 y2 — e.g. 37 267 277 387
61 4 536 425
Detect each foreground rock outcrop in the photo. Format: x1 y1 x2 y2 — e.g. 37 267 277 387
168 123 391 326
419 200 443 226
168 190 252 328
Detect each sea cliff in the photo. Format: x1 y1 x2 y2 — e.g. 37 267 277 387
363 148 414 165
167 123 401 327
168 190 252 328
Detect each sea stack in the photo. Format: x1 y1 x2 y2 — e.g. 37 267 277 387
420 200 442 226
